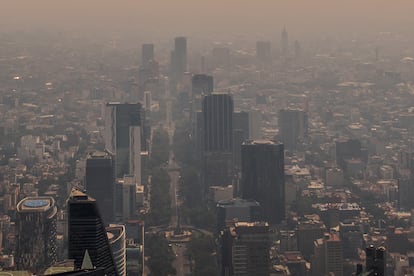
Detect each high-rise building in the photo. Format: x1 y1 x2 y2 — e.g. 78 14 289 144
68 190 118 276
281 27 288 58
126 242 143 276
219 222 270 276
339 221 363 259
203 93 234 152
16 197 58 273
361 245 386 276
202 93 234 188
105 102 143 181
241 140 285 224
311 233 343 276
141 43 154 67
85 151 115 225
256 40 271 63
325 233 343 276
192 74 214 96
106 224 126 276
278 108 308 151
249 109 262 139
117 175 137 221
171 36 187 82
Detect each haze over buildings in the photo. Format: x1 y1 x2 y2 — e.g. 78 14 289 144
2 1 414 275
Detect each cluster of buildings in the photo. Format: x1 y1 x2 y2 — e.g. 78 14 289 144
1 25 414 275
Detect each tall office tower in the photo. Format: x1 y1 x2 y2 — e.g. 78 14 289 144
324 233 343 276
233 111 250 170
256 40 272 63
117 175 137 221
106 224 126 276
202 93 234 188
68 190 118 276
141 43 154 67
281 27 288 58
203 93 234 151
363 245 386 276
126 243 142 276
85 151 115 225
172 36 187 82
249 109 262 139
192 74 214 97
278 108 308 151
339 221 363 259
16 197 57 273
220 222 270 276
241 140 285 224
105 102 142 181
311 233 343 276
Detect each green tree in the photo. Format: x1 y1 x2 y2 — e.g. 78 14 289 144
145 233 176 276
188 234 218 276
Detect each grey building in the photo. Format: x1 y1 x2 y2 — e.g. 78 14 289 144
104 102 143 179
171 36 187 82
192 74 213 96
202 93 234 188
106 224 126 276
85 151 115 225
216 198 260 232
220 222 270 276
278 108 308 151
16 197 58 273
141 43 154 67
241 140 285 224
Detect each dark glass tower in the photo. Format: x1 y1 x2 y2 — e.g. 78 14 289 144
192 74 213 96
202 93 234 152
174 36 187 78
278 108 308 151
68 190 118 276
16 197 58 274
241 140 285 224
105 102 143 177
141 43 154 67
202 93 234 188
85 151 115 225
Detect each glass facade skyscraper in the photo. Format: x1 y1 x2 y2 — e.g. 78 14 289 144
241 140 285 224
16 196 58 273
68 190 118 276
85 151 115 225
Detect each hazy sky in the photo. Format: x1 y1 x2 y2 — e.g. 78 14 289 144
1 1 414 37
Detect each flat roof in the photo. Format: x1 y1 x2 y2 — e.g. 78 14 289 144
17 197 55 212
